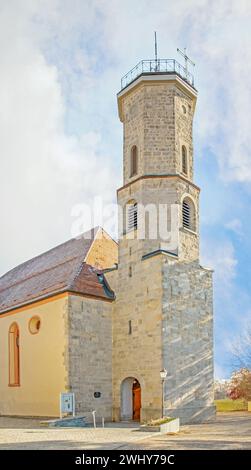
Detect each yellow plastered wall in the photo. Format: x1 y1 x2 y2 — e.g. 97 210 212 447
0 294 69 417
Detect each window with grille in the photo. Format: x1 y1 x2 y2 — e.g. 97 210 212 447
182 145 188 175
127 202 138 231
130 146 138 177
182 197 196 231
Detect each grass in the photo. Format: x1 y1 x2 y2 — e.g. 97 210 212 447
214 399 248 412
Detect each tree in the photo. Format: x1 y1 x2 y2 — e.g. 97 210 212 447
231 327 251 370
214 379 228 399
227 368 251 401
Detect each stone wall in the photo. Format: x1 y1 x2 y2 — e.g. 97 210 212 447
119 80 196 186
104 268 118 294
67 295 113 420
112 253 163 423
174 89 195 180
121 86 145 184
162 259 216 424
117 175 200 261
114 73 214 425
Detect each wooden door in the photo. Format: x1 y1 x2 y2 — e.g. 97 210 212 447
132 380 141 420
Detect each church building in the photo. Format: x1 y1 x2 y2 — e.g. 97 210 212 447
0 56 215 424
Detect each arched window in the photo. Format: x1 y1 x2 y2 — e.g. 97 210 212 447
182 145 188 175
9 323 20 386
182 197 196 232
130 146 138 177
126 201 138 232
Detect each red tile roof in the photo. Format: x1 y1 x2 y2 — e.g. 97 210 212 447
0 227 115 314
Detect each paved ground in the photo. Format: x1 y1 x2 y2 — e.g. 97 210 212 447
124 412 251 450
0 419 154 450
0 412 250 450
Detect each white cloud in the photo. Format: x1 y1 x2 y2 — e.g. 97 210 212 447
86 0 251 183
225 219 243 237
1 0 251 276
0 1 117 275
201 239 237 291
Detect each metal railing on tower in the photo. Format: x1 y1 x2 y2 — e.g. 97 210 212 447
120 58 195 91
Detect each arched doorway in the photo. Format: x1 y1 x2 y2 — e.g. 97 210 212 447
121 377 141 421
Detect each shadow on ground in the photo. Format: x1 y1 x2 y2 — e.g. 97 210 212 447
0 412 250 450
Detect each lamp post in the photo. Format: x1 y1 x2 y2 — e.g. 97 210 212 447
160 368 167 418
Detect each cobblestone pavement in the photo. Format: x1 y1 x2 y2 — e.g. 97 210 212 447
0 412 250 450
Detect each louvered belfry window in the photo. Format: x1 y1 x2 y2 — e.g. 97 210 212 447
182 197 196 231
127 202 138 231
182 199 190 228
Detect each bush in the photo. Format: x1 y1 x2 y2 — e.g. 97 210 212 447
227 368 251 401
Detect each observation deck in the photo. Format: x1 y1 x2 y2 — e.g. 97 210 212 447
120 59 195 91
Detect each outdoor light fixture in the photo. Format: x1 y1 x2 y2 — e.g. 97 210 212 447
160 369 167 380
160 368 167 418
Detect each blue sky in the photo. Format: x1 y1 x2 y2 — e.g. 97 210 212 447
1 0 251 379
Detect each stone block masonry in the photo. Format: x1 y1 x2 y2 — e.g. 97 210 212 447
112 253 163 422
162 259 216 424
67 295 113 420
119 82 195 186
114 72 215 424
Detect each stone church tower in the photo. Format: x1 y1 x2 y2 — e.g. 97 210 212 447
112 60 215 423
0 56 215 424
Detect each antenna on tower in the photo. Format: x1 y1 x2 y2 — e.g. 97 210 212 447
177 47 195 79
154 31 159 72
154 31 158 62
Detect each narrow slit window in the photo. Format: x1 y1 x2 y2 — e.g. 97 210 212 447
130 146 138 177
182 145 188 175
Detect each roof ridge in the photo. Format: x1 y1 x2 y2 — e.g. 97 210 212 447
0 226 117 314
68 259 87 290
67 228 99 289
69 261 115 300
96 227 119 246
0 226 100 281
68 261 102 291
81 226 101 266
0 255 80 293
